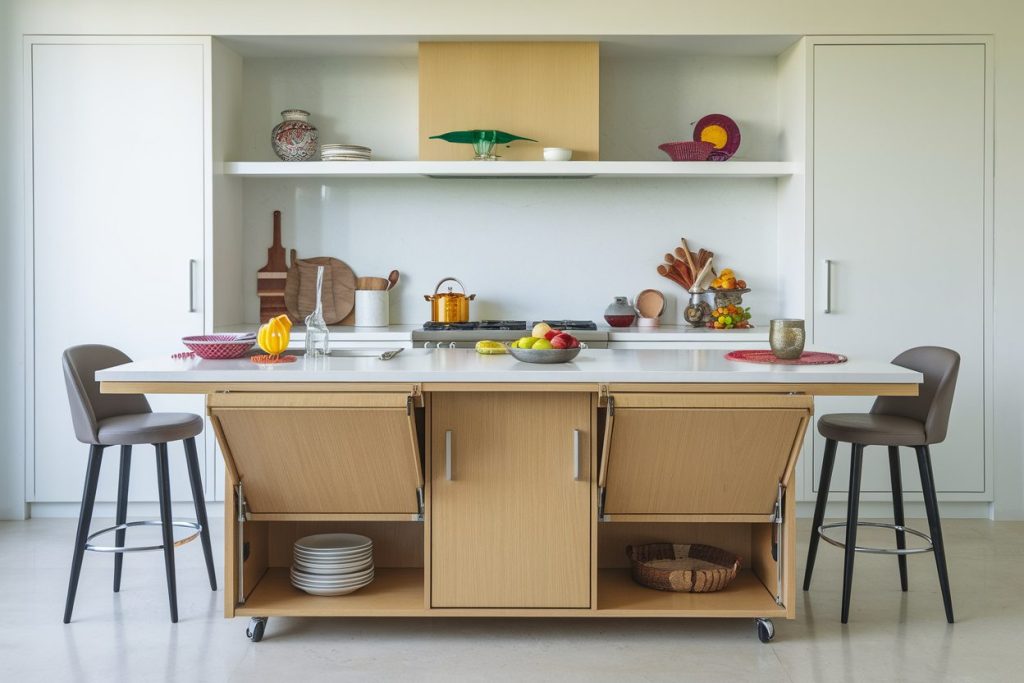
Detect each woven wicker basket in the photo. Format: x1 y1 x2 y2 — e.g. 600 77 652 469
626 543 741 593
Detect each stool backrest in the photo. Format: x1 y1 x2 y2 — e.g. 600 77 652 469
63 345 151 445
871 346 960 445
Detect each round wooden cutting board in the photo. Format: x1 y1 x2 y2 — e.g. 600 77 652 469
284 255 357 324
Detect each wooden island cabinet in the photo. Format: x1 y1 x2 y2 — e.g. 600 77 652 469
97 349 921 642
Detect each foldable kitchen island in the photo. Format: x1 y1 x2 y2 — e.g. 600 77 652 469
98 348 920 642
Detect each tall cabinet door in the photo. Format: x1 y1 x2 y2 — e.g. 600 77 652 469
812 43 988 496
30 40 208 502
431 393 591 608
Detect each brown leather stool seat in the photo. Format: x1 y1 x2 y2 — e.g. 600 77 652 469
816 413 926 446
804 345 959 625
97 413 203 445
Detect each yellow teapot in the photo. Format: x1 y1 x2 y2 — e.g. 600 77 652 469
257 314 292 357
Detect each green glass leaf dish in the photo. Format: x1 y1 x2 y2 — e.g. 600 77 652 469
430 130 537 145
429 129 537 160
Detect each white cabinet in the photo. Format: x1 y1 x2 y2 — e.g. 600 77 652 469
29 39 210 502
810 42 990 499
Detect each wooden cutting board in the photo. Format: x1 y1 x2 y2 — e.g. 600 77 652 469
284 253 357 324
257 210 289 323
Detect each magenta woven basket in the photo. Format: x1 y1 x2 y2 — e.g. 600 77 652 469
658 140 714 161
181 335 255 360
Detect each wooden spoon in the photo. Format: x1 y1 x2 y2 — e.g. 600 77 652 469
386 269 400 291
658 264 689 289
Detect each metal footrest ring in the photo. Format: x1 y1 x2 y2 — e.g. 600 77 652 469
85 520 202 553
818 521 933 555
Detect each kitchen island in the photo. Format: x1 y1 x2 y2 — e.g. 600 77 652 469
98 349 920 643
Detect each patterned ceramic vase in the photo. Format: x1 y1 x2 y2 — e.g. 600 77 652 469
271 109 319 161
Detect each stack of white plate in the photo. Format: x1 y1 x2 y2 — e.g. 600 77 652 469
290 533 374 596
320 144 372 161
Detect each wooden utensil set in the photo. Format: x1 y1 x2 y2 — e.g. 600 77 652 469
257 210 398 324
658 238 716 291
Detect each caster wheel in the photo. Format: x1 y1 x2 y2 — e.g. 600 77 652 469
246 617 268 642
756 618 775 643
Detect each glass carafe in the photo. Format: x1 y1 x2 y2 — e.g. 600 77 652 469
304 265 330 357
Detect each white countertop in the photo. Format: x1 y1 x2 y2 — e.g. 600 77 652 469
98 348 921 385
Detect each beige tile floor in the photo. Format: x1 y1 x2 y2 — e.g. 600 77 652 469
1 517 1022 682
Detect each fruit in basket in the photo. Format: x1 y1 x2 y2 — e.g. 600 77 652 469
257 314 292 357
544 329 562 341
517 336 538 349
706 305 752 330
711 268 746 290
531 322 552 338
532 338 554 350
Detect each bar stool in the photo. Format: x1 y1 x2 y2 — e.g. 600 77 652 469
62 344 217 623
803 346 958 624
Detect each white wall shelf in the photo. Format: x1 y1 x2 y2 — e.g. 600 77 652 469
222 160 800 179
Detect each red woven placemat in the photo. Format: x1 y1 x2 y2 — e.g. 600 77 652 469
725 350 848 365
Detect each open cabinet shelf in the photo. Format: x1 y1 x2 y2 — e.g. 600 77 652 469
237 567 425 617
222 160 800 178
596 569 784 617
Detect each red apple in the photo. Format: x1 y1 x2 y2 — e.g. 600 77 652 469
544 329 562 341
551 333 573 349
567 336 580 349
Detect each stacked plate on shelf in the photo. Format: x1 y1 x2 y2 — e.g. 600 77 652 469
290 533 374 596
320 143 372 161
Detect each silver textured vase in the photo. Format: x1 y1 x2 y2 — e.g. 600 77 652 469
769 319 806 359
271 109 319 161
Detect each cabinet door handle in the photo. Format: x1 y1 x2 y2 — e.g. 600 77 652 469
823 258 833 314
444 430 453 481
188 258 198 313
573 429 582 481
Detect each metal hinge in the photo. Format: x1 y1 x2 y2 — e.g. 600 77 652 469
235 481 247 604
416 486 425 521
771 482 785 606
598 384 609 407
597 487 607 521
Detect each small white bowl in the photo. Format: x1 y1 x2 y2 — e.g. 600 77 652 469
543 147 573 161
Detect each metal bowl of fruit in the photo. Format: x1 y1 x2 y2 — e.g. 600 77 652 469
507 346 583 364
507 324 584 364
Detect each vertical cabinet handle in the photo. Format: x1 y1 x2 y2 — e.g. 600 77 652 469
572 429 582 481
444 430 453 481
188 258 198 313
823 258 833 314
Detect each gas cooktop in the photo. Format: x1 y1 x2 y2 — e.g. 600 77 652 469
422 320 598 332
422 320 529 331
532 320 599 331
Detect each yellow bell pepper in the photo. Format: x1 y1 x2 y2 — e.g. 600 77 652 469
257 314 292 357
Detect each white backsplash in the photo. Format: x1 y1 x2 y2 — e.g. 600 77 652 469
238 176 781 325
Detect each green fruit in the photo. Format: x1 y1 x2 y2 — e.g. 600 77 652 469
532 338 553 350
517 336 537 349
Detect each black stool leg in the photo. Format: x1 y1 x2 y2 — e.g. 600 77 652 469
113 445 132 592
916 445 954 623
183 437 217 591
804 437 838 590
64 445 104 623
155 443 178 623
841 443 864 624
888 446 908 592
